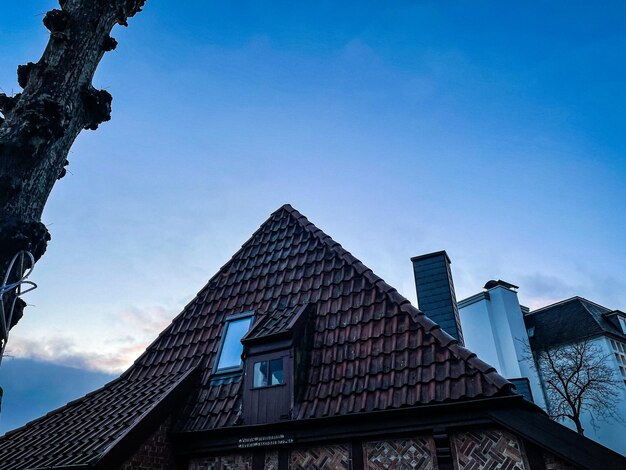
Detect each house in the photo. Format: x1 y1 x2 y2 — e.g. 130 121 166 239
458 282 626 456
0 205 624 469
525 297 626 454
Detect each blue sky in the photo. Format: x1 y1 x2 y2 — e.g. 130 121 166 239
1 1 625 431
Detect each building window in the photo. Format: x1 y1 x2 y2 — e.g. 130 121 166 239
253 358 284 387
609 338 626 386
619 316 626 335
215 313 254 373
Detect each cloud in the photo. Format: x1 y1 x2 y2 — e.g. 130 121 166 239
517 272 578 310
521 272 576 297
113 305 174 337
6 335 146 374
6 304 177 374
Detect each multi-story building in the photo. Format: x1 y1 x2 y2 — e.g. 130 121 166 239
458 280 626 456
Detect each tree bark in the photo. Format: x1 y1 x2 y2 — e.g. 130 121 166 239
573 416 585 435
0 0 146 329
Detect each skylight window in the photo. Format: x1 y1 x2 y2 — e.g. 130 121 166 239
214 313 254 372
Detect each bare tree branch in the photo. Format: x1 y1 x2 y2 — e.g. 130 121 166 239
532 338 623 435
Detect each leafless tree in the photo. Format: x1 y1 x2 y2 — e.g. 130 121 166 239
0 1 147 347
534 338 623 435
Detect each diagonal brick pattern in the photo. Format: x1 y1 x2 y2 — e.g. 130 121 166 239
188 453 253 470
451 429 527 470
290 444 350 470
265 451 279 470
364 437 437 470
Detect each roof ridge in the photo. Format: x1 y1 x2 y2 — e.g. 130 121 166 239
529 296 611 315
121 205 301 378
281 205 512 393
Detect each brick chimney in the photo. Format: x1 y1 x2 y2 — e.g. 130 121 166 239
411 251 464 345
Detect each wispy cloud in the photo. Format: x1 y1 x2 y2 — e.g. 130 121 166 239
7 305 176 374
5 336 143 373
518 272 578 310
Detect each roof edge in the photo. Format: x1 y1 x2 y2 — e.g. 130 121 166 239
488 407 626 469
90 367 200 469
529 296 611 315
0 374 128 441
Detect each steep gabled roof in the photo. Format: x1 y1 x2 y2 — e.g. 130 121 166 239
127 204 512 430
525 296 626 349
0 205 512 468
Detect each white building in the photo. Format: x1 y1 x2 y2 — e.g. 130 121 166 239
522 297 626 455
457 280 547 410
459 288 626 456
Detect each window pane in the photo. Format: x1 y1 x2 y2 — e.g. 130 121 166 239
269 358 284 385
254 361 268 387
217 317 252 370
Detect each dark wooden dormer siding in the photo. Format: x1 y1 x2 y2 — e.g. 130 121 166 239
241 304 312 425
242 343 293 424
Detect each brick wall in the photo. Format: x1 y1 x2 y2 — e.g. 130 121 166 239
451 428 529 470
265 451 279 470
188 453 253 470
363 436 437 470
544 451 578 470
119 418 177 470
289 444 350 470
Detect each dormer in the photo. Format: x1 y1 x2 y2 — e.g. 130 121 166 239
240 304 313 425
605 310 626 336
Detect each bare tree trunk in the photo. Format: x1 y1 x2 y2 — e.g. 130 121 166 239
0 0 146 329
573 417 585 435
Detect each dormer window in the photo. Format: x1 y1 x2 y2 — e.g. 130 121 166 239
240 304 313 424
253 358 285 388
214 312 254 373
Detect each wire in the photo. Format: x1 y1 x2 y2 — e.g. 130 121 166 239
0 251 37 365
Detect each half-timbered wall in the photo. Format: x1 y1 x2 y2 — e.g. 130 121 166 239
185 427 579 469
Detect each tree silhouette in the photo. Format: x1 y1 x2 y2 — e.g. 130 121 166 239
0 0 146 351
534 338 623 435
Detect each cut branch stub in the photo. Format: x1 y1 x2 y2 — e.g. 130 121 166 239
57 159 70 180
43 9 71 37
102 35 118 52
17 62 36 89
0 219 50 263
82 87 112 130
118 0 146 26
0 93 20 114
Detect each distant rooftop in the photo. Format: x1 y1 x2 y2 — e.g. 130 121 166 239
525 296 625 349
